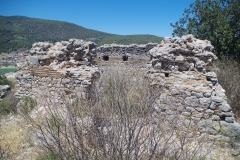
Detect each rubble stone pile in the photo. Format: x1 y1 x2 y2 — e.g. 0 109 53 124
149 34 217 72
147 35 239 137
27 39 96 67
15 39 100 102
96 43 157 57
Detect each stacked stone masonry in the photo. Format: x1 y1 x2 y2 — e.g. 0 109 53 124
15 39 100 105
147 35 238 136
96 43 158 56
15 35 239 136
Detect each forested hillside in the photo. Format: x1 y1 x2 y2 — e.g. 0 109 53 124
0 16 163 53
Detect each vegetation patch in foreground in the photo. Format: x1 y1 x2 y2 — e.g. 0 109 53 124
0 76 15 88
24 65 214 160
215 58 240 122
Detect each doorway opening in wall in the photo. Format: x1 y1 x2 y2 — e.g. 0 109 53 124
103 55 109 61
122 55 128 61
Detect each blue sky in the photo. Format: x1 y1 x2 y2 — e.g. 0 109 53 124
0 0 195 37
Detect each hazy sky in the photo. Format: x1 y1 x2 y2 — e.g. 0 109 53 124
0 0 195 37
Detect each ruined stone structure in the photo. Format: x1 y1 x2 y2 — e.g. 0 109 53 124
147 35 239 135
15 40 158 102
96 43 157 56
94 43 157 65
15 35 240 137
15 39 100 104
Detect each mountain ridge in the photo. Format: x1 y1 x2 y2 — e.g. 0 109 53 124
0 15 163 53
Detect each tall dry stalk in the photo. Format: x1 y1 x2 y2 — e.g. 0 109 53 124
214 58 240 121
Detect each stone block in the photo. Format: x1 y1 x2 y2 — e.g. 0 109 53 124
218 103 231 112
185 96 199 107
199 98 211 108
225 117 235 123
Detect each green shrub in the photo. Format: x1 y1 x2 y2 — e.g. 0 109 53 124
0 92 18 115
36 152 59 160
171 0 240 59
0 76 15 89
19 96 37 115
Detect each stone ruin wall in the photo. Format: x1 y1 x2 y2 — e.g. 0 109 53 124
147 35 238 134
88 43 158 65
15 35 239 135
15 39 100 106
15 40 158 105
96 43 157 59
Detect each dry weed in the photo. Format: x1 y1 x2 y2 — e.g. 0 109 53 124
214 58 240 122
0 115 37 160
23 64 214 160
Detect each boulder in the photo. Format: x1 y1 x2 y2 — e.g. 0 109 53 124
198 119 220 134
199 98 211 108
0 85 11 98
211 96 223 103
27 56 40 65
185 96 199 107
220 121 240 137
4 72 16 79
218 103 231 112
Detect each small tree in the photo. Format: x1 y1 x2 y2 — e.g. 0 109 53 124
171 0 240 59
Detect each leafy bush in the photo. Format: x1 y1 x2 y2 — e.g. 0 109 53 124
0 77 16 115
171 0 240 59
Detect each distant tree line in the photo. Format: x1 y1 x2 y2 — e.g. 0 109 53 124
0 16 163 53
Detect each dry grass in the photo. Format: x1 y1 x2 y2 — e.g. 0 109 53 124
0 92 19 116
22 64 214 160
214 58 240 122
0 115 38 160
0 96 38 159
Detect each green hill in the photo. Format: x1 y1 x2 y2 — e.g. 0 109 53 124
0 15 163 53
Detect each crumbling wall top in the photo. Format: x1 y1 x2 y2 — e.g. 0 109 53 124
149 34 217 72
